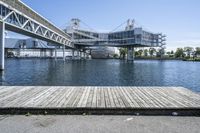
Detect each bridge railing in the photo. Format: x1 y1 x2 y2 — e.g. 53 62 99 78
1 0 70 39
0 0 73 47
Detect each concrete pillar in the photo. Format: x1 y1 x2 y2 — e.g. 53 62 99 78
80 51 83 59
77 50 80 59
44 49 47 58
127 46 134 61
0 22 5 70
63 45 65 61
90 49 92 55
50 49 54 58
83 52 86 59
72 49 74 59
5 49 7 58
40 49 42 58
54 47 57 60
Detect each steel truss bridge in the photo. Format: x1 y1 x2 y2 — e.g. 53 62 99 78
0 0 166 70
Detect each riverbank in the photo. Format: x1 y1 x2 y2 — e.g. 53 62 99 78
183 58 200 62
134 57 181 60
134 57 200 62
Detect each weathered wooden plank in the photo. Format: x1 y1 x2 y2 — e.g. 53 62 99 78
45 87 66 107
86 87 94 107
110 87 121 108
62 87 77 107
71 88 84 107
121 87 140 107
100 87 106 108
23 87 54 107
3 86 40 107
50 87 71 107
119 87 135 107
91 87 97 108
0 87 33 106
152 87 186 108
0 86 27 102
57 87 74 107
76 87 87 107
112 87 125 108
81 87 91 107
0 86 199 110
143 87 166 107
104 87 111 108
128 87 149 107
107 87 116 108
96 87 101 107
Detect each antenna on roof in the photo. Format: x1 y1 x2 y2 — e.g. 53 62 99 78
125 19 135 31
71 18 81 29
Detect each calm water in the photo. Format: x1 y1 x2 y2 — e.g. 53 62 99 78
1 59 200 92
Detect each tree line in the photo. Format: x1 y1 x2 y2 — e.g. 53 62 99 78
119 47 200 59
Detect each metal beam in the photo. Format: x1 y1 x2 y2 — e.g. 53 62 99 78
0 21 5 70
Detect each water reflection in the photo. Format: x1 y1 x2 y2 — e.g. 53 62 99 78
3 58 200 92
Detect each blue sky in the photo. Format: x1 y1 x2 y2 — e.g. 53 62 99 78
11 0 200 51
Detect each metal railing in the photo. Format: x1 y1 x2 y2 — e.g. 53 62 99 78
0 0 73 48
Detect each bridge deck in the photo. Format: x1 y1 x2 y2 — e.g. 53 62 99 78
0 86 199 115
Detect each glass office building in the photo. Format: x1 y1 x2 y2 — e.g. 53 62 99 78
71 28 161 47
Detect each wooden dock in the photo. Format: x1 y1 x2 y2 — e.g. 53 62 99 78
0 86 199 116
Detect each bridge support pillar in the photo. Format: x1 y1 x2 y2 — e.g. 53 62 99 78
83 50 86 59
77 50 80 59
80 51 83 59
72 49 75 59
50 49 54 58
40 49 43 58
83 52 86 59
0 22 5 71
63 45 65 61
127 46 134 61
54 47 57 60
44 49 47 58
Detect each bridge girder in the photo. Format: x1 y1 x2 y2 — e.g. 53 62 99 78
0 0 73 48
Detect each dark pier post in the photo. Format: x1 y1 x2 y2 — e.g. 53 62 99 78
127 46 134 61
72 49 75 59
83 49 86 59
54 47 57 60
63 45 65 61
77 50 81 59
80 50 83 59
0 21 5 71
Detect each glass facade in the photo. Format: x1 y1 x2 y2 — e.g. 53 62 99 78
73 28 160 47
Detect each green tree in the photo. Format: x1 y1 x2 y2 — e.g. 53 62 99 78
175 48 185 58
149 48 156 57
195 47 200 56
144 49 148 56
135 51 139 57
138 49 143 57
119 48 127 59
184 47 194 57
113 54 118 58
157 48 165 57
166 51 171 57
